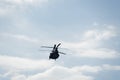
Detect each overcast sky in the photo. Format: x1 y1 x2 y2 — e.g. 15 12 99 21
0 0 120 80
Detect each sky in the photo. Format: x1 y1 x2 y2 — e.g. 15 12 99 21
0 0 120 80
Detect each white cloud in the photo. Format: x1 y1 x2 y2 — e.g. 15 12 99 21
11 74 27 80
0 33 40 43
25 65 120 80
71 65 102 73
27 66 94 80
103 64 120 70
84 27 116 41
0 0 48 7
0 0 48 16
78 48 119 59
62 26 119 59
64 26 116 48
1 56 120 80
0 55 96 80
0 55 54 71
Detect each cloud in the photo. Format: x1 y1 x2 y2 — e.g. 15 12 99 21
0 33 40 43
0 55 54 71
84 26 116 41
1 56 120 80
71 65 102 73
0 0 48 7
77 48 119 59
63 26 119 59
0 0 48 16
0 55 96 80
14 65 120 80
27 66 94 80
11 74 27 80
103 64 120 70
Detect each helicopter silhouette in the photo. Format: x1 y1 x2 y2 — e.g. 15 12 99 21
41 43 66 60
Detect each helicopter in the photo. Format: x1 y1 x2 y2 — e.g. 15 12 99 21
41 43 66 60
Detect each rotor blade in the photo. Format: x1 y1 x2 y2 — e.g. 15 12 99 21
38 49 51 51
57 43 61 47
59 52 66 55
59 47 69 50
41 46 53 48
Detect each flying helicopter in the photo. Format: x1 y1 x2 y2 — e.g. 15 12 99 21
41 43 66 60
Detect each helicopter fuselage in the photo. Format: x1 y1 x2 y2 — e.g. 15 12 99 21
41 43 65 60
49 48 59 60
49 52 59 60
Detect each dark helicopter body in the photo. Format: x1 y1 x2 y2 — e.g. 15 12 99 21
49 43 60 60
41 43 66 60
49 51 59 60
